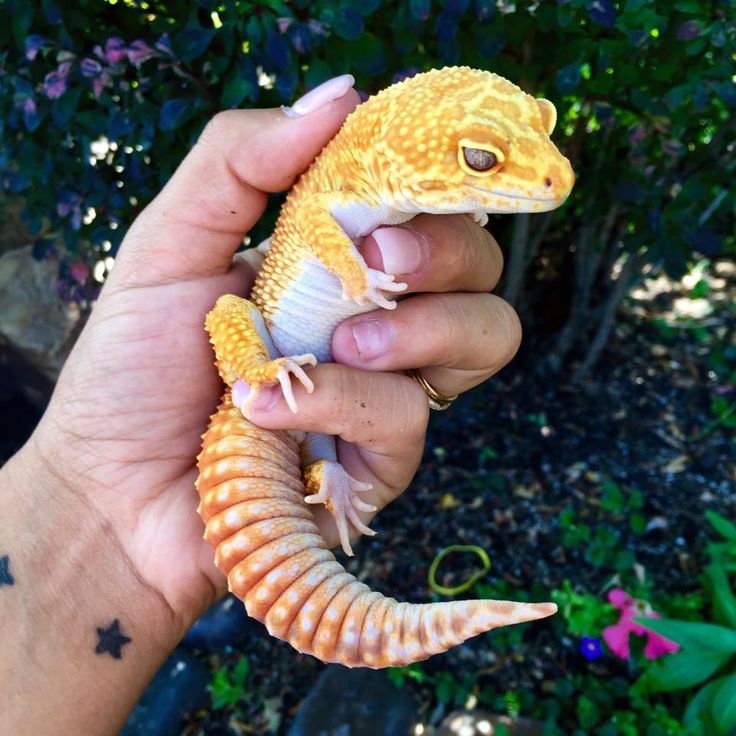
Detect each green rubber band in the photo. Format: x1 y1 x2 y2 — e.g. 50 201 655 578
428 544 492 597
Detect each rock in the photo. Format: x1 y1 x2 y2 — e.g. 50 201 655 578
183 594 259 652
438 710 544 736
0 245 80 381
288 666 416 736
121 649 210 736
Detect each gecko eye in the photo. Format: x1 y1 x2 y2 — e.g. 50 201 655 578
463 147 497 171
458 142 505 176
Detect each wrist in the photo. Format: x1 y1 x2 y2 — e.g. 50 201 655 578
1 439 178 735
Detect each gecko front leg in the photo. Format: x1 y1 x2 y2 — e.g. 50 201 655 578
205 294 316 413
297 194 409 309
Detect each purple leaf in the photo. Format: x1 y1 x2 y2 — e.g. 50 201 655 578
80 57 103 78
42 70 68 99
409 0 430 20
586 0 616 28
105 37 127 64
676 21 701 40
93 71 112 98
126 40 158 66
25 35 49 61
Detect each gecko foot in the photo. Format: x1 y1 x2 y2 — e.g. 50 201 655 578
349 268 408 310
232 354 317 415
304 461 377 556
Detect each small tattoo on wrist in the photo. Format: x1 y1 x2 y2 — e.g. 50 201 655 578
0 555 14 587
95 618 132 659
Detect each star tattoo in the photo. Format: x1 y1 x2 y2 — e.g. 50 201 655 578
95 619 132 659
0 555 14 587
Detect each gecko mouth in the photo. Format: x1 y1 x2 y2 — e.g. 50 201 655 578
469 185 569 205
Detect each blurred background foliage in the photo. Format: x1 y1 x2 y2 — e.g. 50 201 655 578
1 0 734 372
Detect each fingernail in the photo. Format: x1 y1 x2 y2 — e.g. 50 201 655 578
282 74 355 118
232 380 280 413
351 319 393 361
371 227 425 275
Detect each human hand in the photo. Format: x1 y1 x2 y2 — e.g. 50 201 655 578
9 76 518 652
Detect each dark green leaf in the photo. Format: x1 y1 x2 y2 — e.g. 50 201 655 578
305 59 333 90
10 0 33 49
409 0 430 20
684 677 728 731
556 62 582 94
334 7 364 40
707 511 736 541
52 87 82 127
708 563 736 630
643 648 731 692
714 82 736 109
221 60 257 108
174 25 217 62
636 618 736 654
42 0 62 24
159 98 196 131
352 34 387 75
712 673 736 735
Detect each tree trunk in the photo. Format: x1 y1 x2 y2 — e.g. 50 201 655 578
573 249 645 379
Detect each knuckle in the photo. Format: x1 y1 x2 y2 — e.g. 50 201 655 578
489 296 522 365
398 378 430 440
451 216 503 290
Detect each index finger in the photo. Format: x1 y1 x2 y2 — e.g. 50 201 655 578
113 77 360 286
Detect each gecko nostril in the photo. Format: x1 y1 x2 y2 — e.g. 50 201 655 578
544 176 553 188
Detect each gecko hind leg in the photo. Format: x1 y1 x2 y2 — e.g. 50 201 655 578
304 459 377 557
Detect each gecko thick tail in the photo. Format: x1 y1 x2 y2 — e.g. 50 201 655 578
196 393 556 668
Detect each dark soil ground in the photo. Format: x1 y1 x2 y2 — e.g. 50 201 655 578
3 261 733 735
183 262 734 734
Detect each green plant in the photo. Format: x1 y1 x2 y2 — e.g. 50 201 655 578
636 512 736 735
387 662 427 688
209 656 250 711
551 580 617 637
3 1 733 371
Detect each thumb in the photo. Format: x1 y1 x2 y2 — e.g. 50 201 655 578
113 75 359 285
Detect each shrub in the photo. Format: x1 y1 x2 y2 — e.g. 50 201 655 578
1 0 734 368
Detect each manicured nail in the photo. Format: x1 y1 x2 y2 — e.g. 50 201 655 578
232 379 280 413
282 74 355 118
371 227 425 275
351 319 393 361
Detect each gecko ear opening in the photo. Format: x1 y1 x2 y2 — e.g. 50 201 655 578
536 98 557 135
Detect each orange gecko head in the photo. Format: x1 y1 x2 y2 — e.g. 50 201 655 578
369 66 575 215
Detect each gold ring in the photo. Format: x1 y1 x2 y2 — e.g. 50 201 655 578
406 369 458 411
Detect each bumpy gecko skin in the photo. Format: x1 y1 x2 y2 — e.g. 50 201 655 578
196 66 575 668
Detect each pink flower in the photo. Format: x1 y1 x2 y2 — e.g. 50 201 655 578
602 589 680 660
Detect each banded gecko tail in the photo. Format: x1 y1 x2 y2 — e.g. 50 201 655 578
196 394 556 668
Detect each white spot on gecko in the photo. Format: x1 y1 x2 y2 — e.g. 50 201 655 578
226 510 241 527
266 569 282 584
